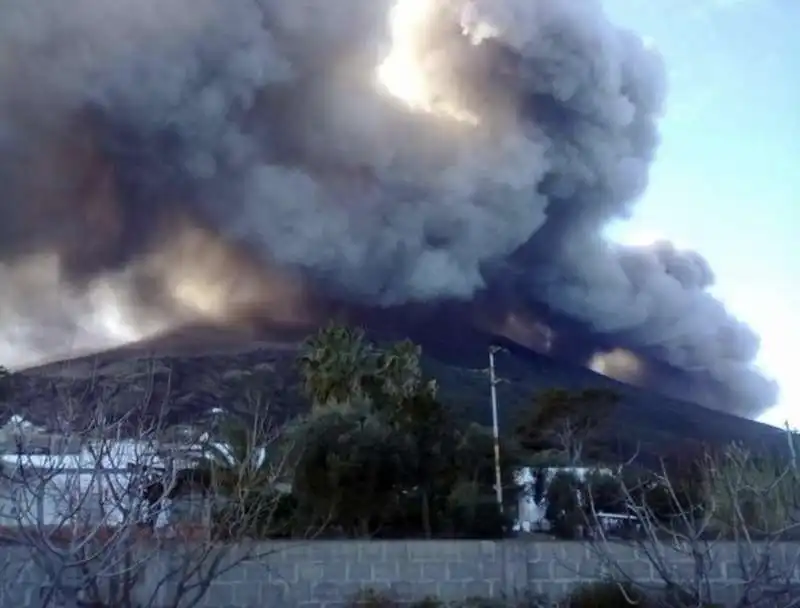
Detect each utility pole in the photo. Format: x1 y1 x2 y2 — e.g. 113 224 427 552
488 345 503 513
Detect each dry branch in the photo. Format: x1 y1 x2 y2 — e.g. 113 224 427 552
585 431 800 607
0 363 316 607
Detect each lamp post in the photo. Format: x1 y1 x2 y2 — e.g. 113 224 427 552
488 345 503 512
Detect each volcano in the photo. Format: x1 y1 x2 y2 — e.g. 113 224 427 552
10 317 790 466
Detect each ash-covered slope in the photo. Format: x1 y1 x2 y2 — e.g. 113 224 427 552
8 322 788 463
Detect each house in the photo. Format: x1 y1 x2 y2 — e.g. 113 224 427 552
0 421 285 532
0 419 195 530
513 466 636 534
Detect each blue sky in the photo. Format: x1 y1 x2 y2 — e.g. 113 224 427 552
602 0 799 427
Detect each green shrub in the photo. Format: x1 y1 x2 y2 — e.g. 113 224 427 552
563 581 649 607
346 589 399 607
345 584 718 608
347 589 552 607
346 589 444 607
545 470 585 539
460 594 550 607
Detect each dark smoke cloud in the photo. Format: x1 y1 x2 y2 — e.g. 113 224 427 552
0 0 778 416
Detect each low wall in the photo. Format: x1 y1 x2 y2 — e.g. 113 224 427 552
3 539 800 606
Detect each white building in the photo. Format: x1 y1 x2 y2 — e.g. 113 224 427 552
0 440 183 529
514 466 635 534
0 417 282 531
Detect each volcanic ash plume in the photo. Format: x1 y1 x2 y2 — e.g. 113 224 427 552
0 0 778 416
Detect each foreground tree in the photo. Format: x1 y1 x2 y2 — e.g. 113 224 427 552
291 404 411 536
586 432 800 607
297 324 426 410
292 325 520 538
298 324 375 408
544 470 586 539
0 369 303 607
188 408 300 539
516 388 619 466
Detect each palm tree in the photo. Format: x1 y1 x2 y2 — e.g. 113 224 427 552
297 324 375 408
372 339 429 407
298 324 433 412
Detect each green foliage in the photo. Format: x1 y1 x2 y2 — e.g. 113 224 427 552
544 470 585 539
646 473 707 524
532 468 548 506
345 588 552 607
346 589 444 607
563 582 649 607
516 388 618 464
176 412 297 540
583 470 624 515
297 324 431 410
292 405 413 536
290 404 520 538
289 325 522 539
0 365 11 401
348 586 666 607
706 444 800 534
144 325 640 541
298 324 375 407
192 413 277 492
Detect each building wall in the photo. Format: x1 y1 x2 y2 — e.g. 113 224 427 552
1 539 798 607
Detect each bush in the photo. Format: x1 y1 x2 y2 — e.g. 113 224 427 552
545 470 585 539
562 582 649 607
346 589 444 607
446 492 511 539
346 589 554 607
459 598 548 607
584 471 624 514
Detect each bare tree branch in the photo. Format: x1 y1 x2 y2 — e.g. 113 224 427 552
0 362 321 607
585 432 800 607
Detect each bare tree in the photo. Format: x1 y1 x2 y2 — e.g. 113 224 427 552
585 430 800 607
0 363 311 608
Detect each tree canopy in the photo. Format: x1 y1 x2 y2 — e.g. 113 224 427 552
289 325 520 538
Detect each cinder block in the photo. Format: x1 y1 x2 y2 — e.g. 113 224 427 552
464 580 494 599
311 581 351 602
357 541 386 562
370 560 399 581
445 560 482 582
436 580 466 600
262 581 289 605
233 580 262 605
528 559 554 580
615 559 653 581
345 561 372 583
420 561 447 581
202 583 234 607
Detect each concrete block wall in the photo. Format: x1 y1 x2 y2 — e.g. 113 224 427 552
2 540 800 607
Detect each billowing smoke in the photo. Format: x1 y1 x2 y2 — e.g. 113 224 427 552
0 0 778 416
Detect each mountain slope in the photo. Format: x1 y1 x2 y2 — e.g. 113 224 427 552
8 321 789 463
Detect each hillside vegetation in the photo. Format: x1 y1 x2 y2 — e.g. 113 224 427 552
6 322 786 464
